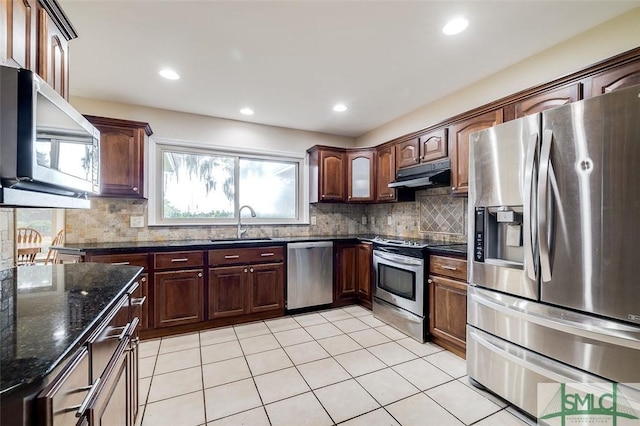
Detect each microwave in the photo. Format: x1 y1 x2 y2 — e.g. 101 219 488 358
0 66 100 202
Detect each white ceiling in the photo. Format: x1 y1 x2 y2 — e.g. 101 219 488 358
60 1 639 138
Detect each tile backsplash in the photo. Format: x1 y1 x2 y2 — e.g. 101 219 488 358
65 188 467 244
0 209 15 269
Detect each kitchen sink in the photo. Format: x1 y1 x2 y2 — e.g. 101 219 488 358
210 238 273 243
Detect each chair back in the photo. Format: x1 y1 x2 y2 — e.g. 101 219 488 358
16 228 43 264
45 229 65 265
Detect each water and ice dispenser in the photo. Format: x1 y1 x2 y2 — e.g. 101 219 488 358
474 207 524 267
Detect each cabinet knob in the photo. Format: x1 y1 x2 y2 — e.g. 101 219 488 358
141 277 146 282
198 272 203 278
244 268 248 273
428 279 433 284
348 196 352 199
451 186 456 191
250 268 254 273
133 187 138 192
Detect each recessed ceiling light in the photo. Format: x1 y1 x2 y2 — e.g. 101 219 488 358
442 17 469 35
240 108 254 115
333 103 347 112
159 69 180 80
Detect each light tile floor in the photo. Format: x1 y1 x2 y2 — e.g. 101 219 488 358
136 306 536 426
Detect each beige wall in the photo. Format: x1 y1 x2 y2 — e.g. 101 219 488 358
70 97 355 155
356 7 640 147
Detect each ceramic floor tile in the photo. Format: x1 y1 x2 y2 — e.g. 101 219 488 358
139 356 156 378
425 350 467 378
139 377 152 405
294 312 329 327
207 407 270 426
265 317 301 333
134 405 145 426
273 328 314 347
142 391 205 426
139 339 161 358
474 409 531 426
357 315 386 328
245 347 293 376
314 379 380 424
426 380 502 424
339 408 400 426
332 317 370 333
201 340 243 365
367 341 418 366
459 376 509 408
348 328 391 348
342 305 373 318
239 333 280 355
396 337 444 357
200 326 237 347
297 357 351 389
202 357 251 389
335 349 387 377
386 393 464 426
204 378 262 421
265 392 333 426
319 308 353 322
154 348 201 375
317 334 363 356
147 366 202 403
304 322 344 340
253 367 310 404
233 321 270 339
505 406 538 425
158 332 200 354
283 340 330 365
392 358 453 391
356 368 420 405
375 325 408 340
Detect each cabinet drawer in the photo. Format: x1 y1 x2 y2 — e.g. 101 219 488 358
429 255 467 281
209 246 284 266
154 251 204 270
89 253 149 270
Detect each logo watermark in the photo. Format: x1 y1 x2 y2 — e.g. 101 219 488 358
538 383 640 426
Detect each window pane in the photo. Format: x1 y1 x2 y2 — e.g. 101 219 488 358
162 151 235 219
239 159 297 219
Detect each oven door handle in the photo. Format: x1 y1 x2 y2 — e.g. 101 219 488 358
374 250 423 267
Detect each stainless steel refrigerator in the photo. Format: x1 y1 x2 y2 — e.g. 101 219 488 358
467 84 640 417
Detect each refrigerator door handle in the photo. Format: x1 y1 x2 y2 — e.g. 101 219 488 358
538 129 553 282
523 133 538 281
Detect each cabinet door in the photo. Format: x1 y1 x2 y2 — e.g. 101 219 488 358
419 128 447 163
249 263 284 313
449 109 503 195
591 60 640 96
3 0 37 69
208 265 248 319
395 137 419 169
347 150 374 202
514 84 580 118
356 243 372 302
97 126 145 198
37 6 69 99
335 244 357 300
428 275 467 358
375 145 396 202
154 269 203 327
319 149 345 201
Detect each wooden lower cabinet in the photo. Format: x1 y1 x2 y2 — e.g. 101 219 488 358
154 269 204 328
335 242 372 308
250 263 284 313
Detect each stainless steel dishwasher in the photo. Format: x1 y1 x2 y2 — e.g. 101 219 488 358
287 241 334 310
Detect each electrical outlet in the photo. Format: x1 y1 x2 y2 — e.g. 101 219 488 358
387 215 393 225
310 216 317 225
361 216 367 225
370 216 375 226
130 216 144 228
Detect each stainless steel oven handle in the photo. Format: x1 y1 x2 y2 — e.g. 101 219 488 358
373 250 423 266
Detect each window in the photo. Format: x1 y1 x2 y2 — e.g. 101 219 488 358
15 208 65 262
152 142 305 226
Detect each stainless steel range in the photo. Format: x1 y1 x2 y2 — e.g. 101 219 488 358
371 236 441 342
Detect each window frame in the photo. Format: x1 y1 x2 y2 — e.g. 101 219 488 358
149 137 309 227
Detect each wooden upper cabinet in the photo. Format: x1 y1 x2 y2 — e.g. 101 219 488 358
2 0 37 70
514 83 580 118
86 115 153 199
449 109 503 195
308 146 346 202
591 60 640 97
395 137 419 169
37 6 68 98
347 150 374 202
375 144 396 202
419 128 447 163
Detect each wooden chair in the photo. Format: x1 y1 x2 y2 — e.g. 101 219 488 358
16 227 43 265
45 229 65 265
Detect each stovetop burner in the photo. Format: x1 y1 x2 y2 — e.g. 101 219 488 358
372 236 428 248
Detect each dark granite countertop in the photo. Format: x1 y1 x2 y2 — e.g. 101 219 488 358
0 263 143 395
427 244 468 257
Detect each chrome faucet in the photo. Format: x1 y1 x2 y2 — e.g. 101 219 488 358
237 205 256 238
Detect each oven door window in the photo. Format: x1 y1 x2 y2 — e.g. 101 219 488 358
377 263 416 301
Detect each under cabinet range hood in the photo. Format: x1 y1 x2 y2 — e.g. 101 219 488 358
388 158 451 189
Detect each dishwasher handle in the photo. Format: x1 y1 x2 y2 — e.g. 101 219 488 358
287 241 334 250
